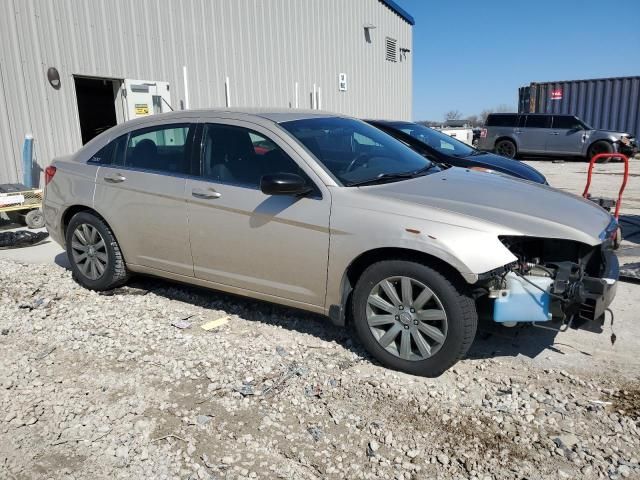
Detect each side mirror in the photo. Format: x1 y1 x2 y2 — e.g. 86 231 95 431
260 173 312 196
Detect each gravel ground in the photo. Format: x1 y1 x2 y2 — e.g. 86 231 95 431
2 159 640 479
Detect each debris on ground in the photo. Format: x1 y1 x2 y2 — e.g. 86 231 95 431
0 230 49 249
1 259 639 479
200 316 229 331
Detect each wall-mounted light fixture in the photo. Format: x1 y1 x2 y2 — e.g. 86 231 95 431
47 67 61 90
363 23 376 43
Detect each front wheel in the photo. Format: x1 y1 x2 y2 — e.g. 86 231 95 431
65 211 129 290
352 260 477 377
587 141 613 163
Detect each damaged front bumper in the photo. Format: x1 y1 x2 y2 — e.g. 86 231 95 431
616 137 638 157
576 249 618 322
484 230 620 327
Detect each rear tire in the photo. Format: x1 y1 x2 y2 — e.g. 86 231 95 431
587 141 613 163
495 139 517 159
65 211 129 291
352 260 477 377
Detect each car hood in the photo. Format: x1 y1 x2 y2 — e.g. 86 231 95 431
361 167 612 245
460 152 547 183
590 129 633 139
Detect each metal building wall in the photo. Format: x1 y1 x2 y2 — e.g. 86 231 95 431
518 77 640 141
0 0 413 184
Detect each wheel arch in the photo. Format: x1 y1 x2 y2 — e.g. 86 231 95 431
329 247 469 327
587 138 614 156
494 136 518 151
62 204 101 236
61 205 127 263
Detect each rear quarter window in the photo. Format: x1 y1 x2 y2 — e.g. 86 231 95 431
486 114 519 127
88 136 126 165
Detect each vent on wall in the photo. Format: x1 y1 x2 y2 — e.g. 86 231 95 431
385 37 397 62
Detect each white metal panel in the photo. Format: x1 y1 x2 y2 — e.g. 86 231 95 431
0 0 413 184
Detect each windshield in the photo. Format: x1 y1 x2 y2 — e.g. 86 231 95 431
280 117 433 185
392 122 475 157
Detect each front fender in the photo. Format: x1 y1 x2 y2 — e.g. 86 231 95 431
325 202 517 311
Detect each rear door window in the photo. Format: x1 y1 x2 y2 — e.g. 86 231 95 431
525 115 551 128
125 124 194 174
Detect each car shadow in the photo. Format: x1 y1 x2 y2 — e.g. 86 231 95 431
467 318 589 360
54 251 71 269
82 272 569 366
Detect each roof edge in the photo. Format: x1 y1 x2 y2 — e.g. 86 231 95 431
379 0 415 26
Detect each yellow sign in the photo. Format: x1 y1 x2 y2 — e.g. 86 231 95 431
135 103 149 115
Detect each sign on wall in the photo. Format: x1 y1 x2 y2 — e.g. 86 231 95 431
339 73 347 92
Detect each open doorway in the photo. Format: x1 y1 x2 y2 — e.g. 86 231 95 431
74 77 121 144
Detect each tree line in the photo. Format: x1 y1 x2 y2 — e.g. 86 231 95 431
417 104 513 127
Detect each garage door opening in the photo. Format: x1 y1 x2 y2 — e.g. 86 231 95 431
74 77 121 144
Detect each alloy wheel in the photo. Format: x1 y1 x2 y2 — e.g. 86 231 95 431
366 276 448 361
70 223 108 280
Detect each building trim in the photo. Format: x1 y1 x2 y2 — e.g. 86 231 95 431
380 0 415 25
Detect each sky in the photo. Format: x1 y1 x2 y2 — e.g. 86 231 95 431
396 0 640 122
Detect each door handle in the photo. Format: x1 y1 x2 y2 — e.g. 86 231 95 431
550 132 560 135
514 130 522 134
104 173 126 183
192 188 221 199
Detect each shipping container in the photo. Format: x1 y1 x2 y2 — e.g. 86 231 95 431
518 76 640 141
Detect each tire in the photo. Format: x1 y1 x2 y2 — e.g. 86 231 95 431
352 260 477 377
24 209 45 229
587 141 613 163
495 139 517 159
65 211 129 290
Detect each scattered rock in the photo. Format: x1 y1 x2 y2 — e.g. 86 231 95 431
0 258 639 479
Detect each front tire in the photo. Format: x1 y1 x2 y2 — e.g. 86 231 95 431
588 141 613 163
495 139 517 159
65 211 129 290
352 260 477 377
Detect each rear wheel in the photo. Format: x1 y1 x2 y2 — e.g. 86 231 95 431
587 141 613 163
352 260 477 377
65 211 129 290
495 139 517 159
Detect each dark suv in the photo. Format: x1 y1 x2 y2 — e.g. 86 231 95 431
477 113 637 160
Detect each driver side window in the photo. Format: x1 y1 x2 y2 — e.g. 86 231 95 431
200 123 314 192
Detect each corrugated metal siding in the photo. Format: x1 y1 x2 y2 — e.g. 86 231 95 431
518 77 640 141
0 0 413 184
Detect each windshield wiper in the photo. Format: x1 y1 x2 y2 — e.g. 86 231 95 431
345 164 437 187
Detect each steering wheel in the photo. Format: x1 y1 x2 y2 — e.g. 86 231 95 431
345 153 372 173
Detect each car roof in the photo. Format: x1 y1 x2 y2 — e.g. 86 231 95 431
366 119 416 126
127 108 349 125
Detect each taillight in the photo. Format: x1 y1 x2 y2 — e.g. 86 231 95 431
45 165 57 185
480 128 487 138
